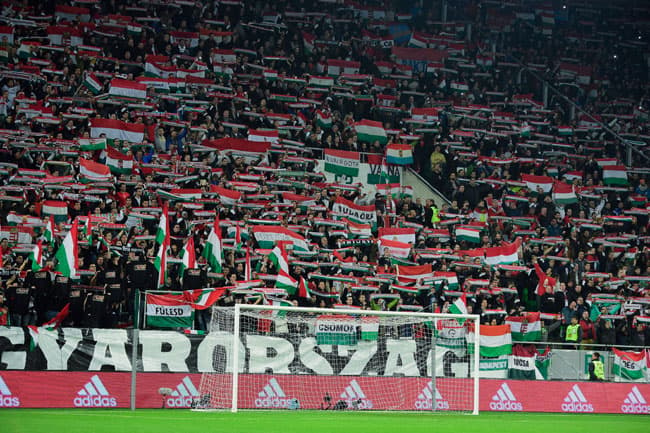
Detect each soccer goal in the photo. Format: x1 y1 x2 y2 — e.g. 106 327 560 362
195 305 480 414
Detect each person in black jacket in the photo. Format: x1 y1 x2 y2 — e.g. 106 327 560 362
596 319 616 349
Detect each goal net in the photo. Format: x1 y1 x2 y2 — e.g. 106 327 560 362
195 305 480 414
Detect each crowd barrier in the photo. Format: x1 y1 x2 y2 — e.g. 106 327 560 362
0 371 648 413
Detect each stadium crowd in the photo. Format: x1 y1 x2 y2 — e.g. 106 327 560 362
0 0 648 349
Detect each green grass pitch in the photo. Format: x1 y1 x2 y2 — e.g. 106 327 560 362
3 410 648 433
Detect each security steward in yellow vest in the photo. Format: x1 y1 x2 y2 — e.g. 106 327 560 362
565 316 581 348
430 205 440 227
589 352 605 381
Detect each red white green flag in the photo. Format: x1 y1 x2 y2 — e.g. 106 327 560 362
54 220 78 278
109 78 147 99
29 240 44 271
202 218 223 273
185 288 228 310
276 269 298 294
603 165 628 186
323 149 360 177
146 293 193 328
552 181 577 204
155 209 170 288
179 236 196 281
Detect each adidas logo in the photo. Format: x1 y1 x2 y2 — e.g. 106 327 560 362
73 375 117 407
0 375 20 407
414 382 449 410
561 384 593 412
255 378 293 408
621 386 650 414
166 376 200 408
489 383 523 411
340 379 373 409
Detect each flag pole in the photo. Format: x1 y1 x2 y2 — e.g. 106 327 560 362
130 289 141 411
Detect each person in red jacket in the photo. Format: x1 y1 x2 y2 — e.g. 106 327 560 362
579 310 596 349
534 261 557 296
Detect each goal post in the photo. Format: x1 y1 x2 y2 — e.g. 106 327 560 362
197 304 480 414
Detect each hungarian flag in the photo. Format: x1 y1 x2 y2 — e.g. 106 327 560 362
331 197 377 228
166 189 202 201
378 238 411 259
43 215 55 243
450 82 469 93
536 347 552 380
355 119 388 145
564 171 583 182
210 185 241 206
298 277 310 298
375 183 400 198
596 158 617 167
47 25 83 46
170 31 199 47
155 205 169 245
41 200 68 223
244 247 252 281
83 73 103 95
146 293 193 328
508 344 543 380
202 138 270 164
54 219 78 278
552 182 577 204
479 324 512 357
506 312 542 341
109 79 147 99
310 76 334 87
154 236 169 289
202 218 223 273
327 59 360 76
155 209 170 288
433 271 459 290
185 288 228 310
396 263 432 283
522 174 553 193
29 241 44 271
0 26 14 44
55 5 90 22
316 110 332 129
90 119 145 143
456 226 481 243
252 225 309 251
79 158 111 181
248 129 279 143
282 192 316 209
78 138 107 151
613 348 647 381
179 236 196 281
315 315 358 345
463 239 521 266
105 146 134 174
603 165 628 186
276 269 298 294
411 107 439 122
269 245 289 273
361 316 380 341
379 227 416 244
303 31 315 53
345 219 372 238
449 292 468 316
484 240 522 266
385 143 413 165
323 149 360 177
